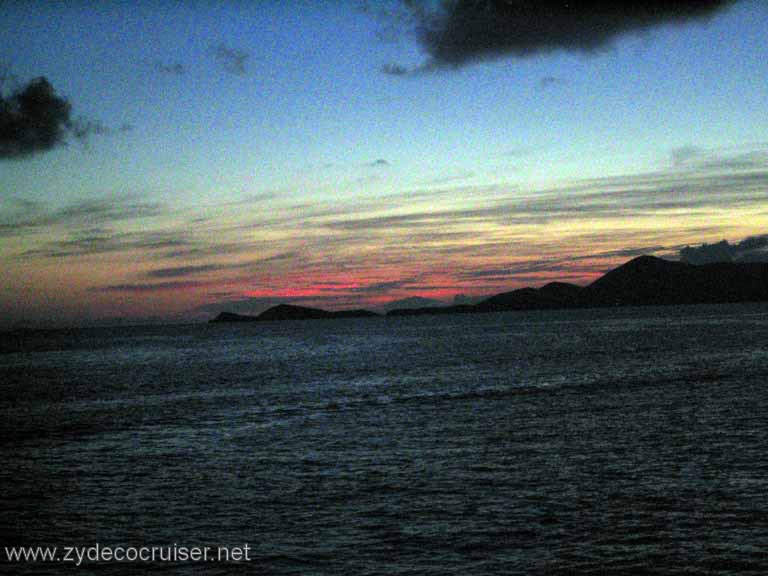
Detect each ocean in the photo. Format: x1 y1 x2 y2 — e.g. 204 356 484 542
2 304 767 575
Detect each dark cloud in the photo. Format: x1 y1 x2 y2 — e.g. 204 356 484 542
1 75 131 159
574 246 667 260
161 242 257 260
1 77 71 159
390 0 736 71
459 259 580 279
91 281 207 293
68 117 131 144
680 240 733 264
55 199 163 223
382 63 411 76
20 230 189 259
145 252 296 278
458 260 604 283
349 279 413 293
409 243 668 284
211 43 250 75
258 251 297 264
154 61 186 75
68 118 111 142
571 227 725 248
736 235 768 253
680 235 768 264
146 263 240 279
1 199 165 237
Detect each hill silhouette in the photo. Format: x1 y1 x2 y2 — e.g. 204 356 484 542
211 256 768 322
477 281 583 312
210 304 379 323
381 296 445 311
583 255 768 306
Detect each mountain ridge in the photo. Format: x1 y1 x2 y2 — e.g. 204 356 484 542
210 256 768 322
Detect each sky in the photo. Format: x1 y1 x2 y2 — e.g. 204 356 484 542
1 0 768 327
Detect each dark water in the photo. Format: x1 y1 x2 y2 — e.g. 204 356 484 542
2 304 767 575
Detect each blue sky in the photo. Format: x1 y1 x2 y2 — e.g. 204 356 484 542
1 1 767 326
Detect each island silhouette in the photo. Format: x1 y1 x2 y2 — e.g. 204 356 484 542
210 255 768 322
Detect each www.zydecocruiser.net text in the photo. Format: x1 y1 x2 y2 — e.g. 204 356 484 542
5 544 252 566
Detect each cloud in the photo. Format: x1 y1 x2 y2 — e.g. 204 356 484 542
699 151 768 172
1 76 72 159
575 246 668 260
458 258 593 280
145 253 296 278
211 43 250 75
91 280 207 293
1 199 165 237
146 263 243 279
349 279 413 293
160 242 258 260
382 63 411 76
736 235 768 253
0 196 44 216
56 199 163 222
226 146 768 261
671 145 705 167
539 75 567 89
68 119 115 143
367 158 390 167
318 157 768 232
154 61 186 75
670 145 768 172
680 235 768 264
0 74 132 159
322 211 460 231
391 0 736 70
679 239 734 264
20 230 189 259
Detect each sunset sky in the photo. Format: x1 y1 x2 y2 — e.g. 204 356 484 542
2 0 767 327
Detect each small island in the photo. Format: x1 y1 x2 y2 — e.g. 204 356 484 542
210 304 380 323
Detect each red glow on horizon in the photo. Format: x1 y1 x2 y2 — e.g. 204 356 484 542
215 259 612 311
243 287 333 299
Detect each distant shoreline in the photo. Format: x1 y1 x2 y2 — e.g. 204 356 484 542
211 255 768 323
